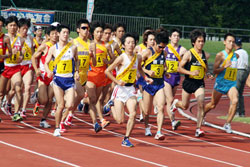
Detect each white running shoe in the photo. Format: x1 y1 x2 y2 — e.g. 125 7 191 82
53 128 61 137
195 128 205 137
40 120 51 128
172 120 181 130
223 123 232 133
145 127 152 136
154 133 165 140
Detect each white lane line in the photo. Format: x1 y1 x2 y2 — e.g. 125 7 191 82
0 140 80 167
74 116 242 167
21 121 168 167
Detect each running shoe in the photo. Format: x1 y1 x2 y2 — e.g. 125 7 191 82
139 113 144 122
223 123 232 133
195 128 205 137
103 100 114 115
53 128 61 137
145 127 152 136
154 133 165 140
40 120 51 128
4 103 12 116
12 113 23 122
121 138 134 147
94 122 102 133
77 102 84 112
20 110 27 119
101 119 110 128
60 122 66 133
83 103 89 114
33 102 40 116
64 113 73 126
172 120 181 130
170 99 179 114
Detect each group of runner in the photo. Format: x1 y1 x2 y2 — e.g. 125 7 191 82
0 15 244 147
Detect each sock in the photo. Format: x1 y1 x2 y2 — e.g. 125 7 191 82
124 136 129 140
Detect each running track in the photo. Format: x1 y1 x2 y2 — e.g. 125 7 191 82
0 78 250 167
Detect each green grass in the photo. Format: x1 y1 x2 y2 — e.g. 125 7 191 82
217 116 250 124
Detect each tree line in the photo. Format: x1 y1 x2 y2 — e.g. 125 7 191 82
3 0 250 29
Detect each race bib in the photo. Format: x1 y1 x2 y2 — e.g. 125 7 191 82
121 69 137 83
5 52 20 64
189 65 204 80
151 64 164 78
23 52 32 61
79 55 89 70
166 61 178 73
96 52 105 67
224 68 237 81
56 60 73 74
49 60 54 71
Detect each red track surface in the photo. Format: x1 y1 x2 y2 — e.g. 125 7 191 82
1 77 250 167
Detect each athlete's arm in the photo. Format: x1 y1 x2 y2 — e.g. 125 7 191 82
141 49 155 77
113 42 122 55
104 44 115 65
18 38 25 63
32 43 47 76
178 51 199 76
138 54 153 84
3 36 12 58
213 52 227 74
89 42 96 66
163 50 171 78
30 36 35 55
73 45 79 80
45 45 55 78
105 55 124 86
179 46 187 58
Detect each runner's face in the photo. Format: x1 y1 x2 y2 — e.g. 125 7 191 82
116 27 125 39
59 28 69 42
93 27 103 41
6 22 18 34
35 29 43 37
49 30 58 43
78 23 89 38
19 25 29 37
170 31 180 44
146 34 155 48
124 37 135 53
103 28 112 42
224 36 235 51
194 36 204 50
155 42 166 52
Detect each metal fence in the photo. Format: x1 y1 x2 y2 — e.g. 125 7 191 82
161 24 250 42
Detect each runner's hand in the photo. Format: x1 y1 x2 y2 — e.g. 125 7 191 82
147 70 155 77
191 70 200 76
47 70 53 78
165 72 171 78
206 73 214 80
117 80 125 86
224 60 232 68
145 76 153 84
74 71 80 81
35 69 41 77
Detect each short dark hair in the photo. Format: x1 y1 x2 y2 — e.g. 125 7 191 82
143 26 153 33
18 18 31 28
224 32 235 41
5 16 18 26
169 28 181 38
190 29 206 46
121 32 136 45
155 31 169 45
76 18 90 29
104 23 113 31
143 30 156 46
57 24 70 33
131 32 139 44
90 21 104 34
113 22 126 32
46 26 57 35
0 16 5 25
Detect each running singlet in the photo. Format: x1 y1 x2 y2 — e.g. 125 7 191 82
0 33 6 62
165 45 181 73
39 42 54 72
184 50 207 81
21 36 33 65
116 52 138 84
5 35 22 67
54 43 75 78
74 37 90 85
91 42 107 70
145 47 165 84
216 50 238 82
